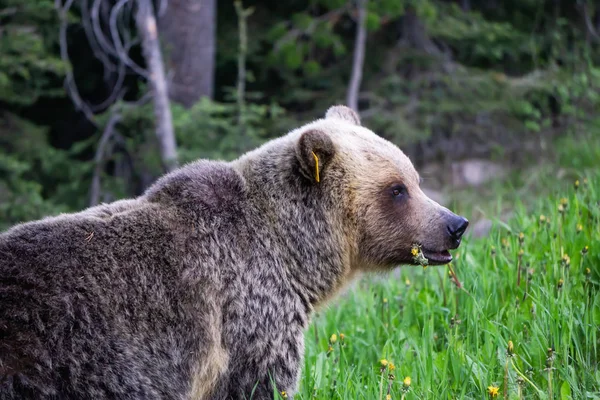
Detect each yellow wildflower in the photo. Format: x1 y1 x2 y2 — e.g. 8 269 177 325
582 245 589 255
562 254 570 266
386 395 391 400
380 359 388 367
518 248 524 257
574 179 580 189
339 333 345 341
558 278 564 289
560 197 568 207
539 214 547 223
577 223 583 233
411 246 419 257
280 391 288 399
487 386 500 397
329 334 337 344
383 298 388 303
405 278 411 286
507 340 514 356
403 376 411 387
388 362 395 371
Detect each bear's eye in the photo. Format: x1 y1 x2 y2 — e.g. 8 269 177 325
391 184 407 198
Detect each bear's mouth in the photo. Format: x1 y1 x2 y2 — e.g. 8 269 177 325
421 248 453 265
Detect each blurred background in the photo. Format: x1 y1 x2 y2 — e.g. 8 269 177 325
1 0 599 232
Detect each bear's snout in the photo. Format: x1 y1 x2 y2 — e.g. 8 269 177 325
445 213 469 249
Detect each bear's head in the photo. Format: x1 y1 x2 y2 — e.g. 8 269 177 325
293 105 468 270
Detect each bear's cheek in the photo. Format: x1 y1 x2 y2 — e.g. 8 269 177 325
357 196 420 266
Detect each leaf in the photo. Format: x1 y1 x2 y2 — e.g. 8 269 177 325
365 12 380 31
560 381 572 400
313 352 327 389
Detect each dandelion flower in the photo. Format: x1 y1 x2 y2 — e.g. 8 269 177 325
557 278 564 289
560 197 568 207
539 214 547 223
574 179 580 189
403 376 411 388
339 333 345 341
507 340 514 356
386 395 391 400
388 362 395 371
582 245 589 255
411 246 419 257
487 385 500 397
411 244 429 267
577 223 583 233
405 278 411 286
280 391 288 399
329 334 337 344
562 254 570 266
380 359 388 367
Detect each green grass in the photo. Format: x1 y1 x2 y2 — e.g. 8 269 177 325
290 171 600 399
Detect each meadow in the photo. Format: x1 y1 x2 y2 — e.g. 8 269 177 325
291 135 600 400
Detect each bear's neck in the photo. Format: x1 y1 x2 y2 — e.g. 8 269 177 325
232 149 355 311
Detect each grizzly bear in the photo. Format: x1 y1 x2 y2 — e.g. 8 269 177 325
0 106 467 399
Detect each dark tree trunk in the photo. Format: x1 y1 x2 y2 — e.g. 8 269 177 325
158 0 216 108
400 6 439 55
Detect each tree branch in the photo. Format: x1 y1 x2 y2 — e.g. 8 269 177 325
90 112 122 206
234 0 253 142
110 0 150 79
346 0 368 111
56 0 97 123
135 0 178 172
579 2 600 42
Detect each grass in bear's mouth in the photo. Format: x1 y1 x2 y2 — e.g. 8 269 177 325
293 170 600 399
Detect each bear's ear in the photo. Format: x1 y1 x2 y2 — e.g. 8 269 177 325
296 129 336 183
325 105 361 126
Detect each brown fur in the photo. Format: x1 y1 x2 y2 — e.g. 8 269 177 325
0 105 466 400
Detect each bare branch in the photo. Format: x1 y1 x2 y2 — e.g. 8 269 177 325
579 2 600 42
91 0 119 57
110 0 150 79
56 0 97 123
135 0 178 171
346 0 367 111
80 0 117 80
234 0 254 141
90 113 122 206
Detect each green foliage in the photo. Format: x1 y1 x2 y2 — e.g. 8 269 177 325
297 164 600 399
0 113 89 230
0 0 67 105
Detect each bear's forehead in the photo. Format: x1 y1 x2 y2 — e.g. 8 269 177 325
305 119 419 184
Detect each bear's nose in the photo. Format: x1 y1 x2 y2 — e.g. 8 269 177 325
447 215 469 243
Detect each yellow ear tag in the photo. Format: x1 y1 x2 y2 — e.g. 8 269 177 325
311 151 320 183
